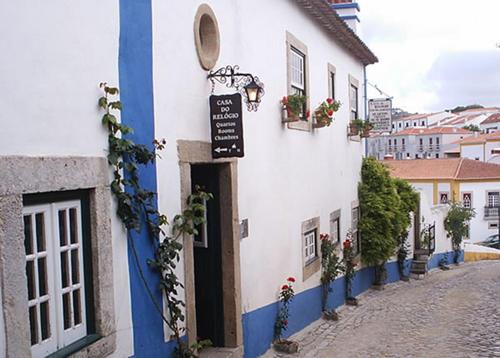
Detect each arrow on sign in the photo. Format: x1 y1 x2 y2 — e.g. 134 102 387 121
214 147 228 153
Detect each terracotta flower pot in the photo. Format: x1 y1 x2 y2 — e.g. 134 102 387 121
273 339 299 354
348 123 360 136
282 107 300 123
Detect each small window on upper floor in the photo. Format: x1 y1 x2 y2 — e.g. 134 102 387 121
405 123 409 128
286 32 310 131
398 123 402 128
439 192 449 204
349 75 359 121
328 63 336 101
421 120 425 126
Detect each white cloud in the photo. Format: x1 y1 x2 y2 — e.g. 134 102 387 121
359 0 500 113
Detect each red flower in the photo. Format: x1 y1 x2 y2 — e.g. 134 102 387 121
320 233 329 240
306 110 310 118
326 98 333 104
282 96 288 104
327 109 334 117
283 319 288 326
287 277 295 283
281 284 289 290
343 240 351 249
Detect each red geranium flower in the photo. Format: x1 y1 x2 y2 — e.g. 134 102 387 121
282 96 288 104
281 284 289 290
287 277 295 283
343 240 351 249
327 109 334 116
326 98 333 104
283 319 288 326
306 110 310 118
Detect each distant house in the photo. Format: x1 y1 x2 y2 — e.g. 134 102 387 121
385 158 500 244
480 113 500 133
455 131 500 162
391 112 452 133
368 127 473 160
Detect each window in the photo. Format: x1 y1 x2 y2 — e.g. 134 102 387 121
301 217 320 280
330 209 341 245
286 32 310 131
439 192 449 204
392 124 395 130
413 122 417 127
435 153 439 158
388 139 392 146
421 120 425 126
23 197 91 357
328 63 336 100
349 75 359 121
304 229 317 264
290 48 305 97
436 137 440 145
488 222 498 230
462 192 472 208
429 138 433 145
398 122 402 128
487 191 500 207
405 123 409 128
351 206 360 255
419 138 423 145
402 138 405 145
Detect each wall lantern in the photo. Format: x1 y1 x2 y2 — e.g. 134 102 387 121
208 65 265 112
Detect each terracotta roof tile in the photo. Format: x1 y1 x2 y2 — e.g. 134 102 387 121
457 131 500 145
384 158 500 181
392 127 472 137
481 113 500 125
294 0 378 65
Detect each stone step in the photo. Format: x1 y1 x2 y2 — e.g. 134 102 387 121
415 254 429 261
414 249 430 255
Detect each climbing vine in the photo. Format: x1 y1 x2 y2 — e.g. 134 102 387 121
99 83 211 356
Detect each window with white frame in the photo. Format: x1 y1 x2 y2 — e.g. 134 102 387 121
439 192 449 204
330 209 341 245
304 229 317 264
462 192 472 208
290 47 305 97
328 63 336 100
286 32 309 129
349 84 358 120
23 199 89 357
488 191 500 207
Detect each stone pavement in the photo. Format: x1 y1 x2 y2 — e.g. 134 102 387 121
263 261 500 358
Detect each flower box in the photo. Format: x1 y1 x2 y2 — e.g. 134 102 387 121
281 95 308 124
312 98 341 129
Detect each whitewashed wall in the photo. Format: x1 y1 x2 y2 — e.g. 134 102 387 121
0 1 134 357
461 144 484 161
461 181 500 243
152 0 365 314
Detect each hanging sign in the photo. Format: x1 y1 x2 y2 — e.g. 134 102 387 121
209 93 244 158
368 98 392 132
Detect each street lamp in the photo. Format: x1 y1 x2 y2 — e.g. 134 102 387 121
207 65 265 111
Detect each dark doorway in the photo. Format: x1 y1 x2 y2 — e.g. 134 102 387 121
191 164 225 347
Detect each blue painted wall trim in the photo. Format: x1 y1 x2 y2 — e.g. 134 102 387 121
332 2 360 11
119 0 177 356
242 260 408 358
339 15 360 22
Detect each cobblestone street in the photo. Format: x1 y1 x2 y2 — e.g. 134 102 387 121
264 261 500 358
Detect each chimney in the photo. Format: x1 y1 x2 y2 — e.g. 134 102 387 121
328 0 361 33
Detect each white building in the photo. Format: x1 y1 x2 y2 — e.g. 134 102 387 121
0 1 385 357
386 158 500 246
480 113 500 133
391 112 452 133
457 131 500 162
368 127 473 160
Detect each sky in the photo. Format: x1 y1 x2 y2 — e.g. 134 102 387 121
358 0 500 113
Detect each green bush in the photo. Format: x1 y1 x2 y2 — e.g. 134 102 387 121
359 158 419 284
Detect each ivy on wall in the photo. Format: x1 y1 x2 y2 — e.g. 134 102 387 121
99 83 211 356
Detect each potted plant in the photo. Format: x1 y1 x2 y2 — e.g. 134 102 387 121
343 233 358 306
349 119 373 137
313 98 341 128
320 233 345 320
281 95 308 122
273 277 299 353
